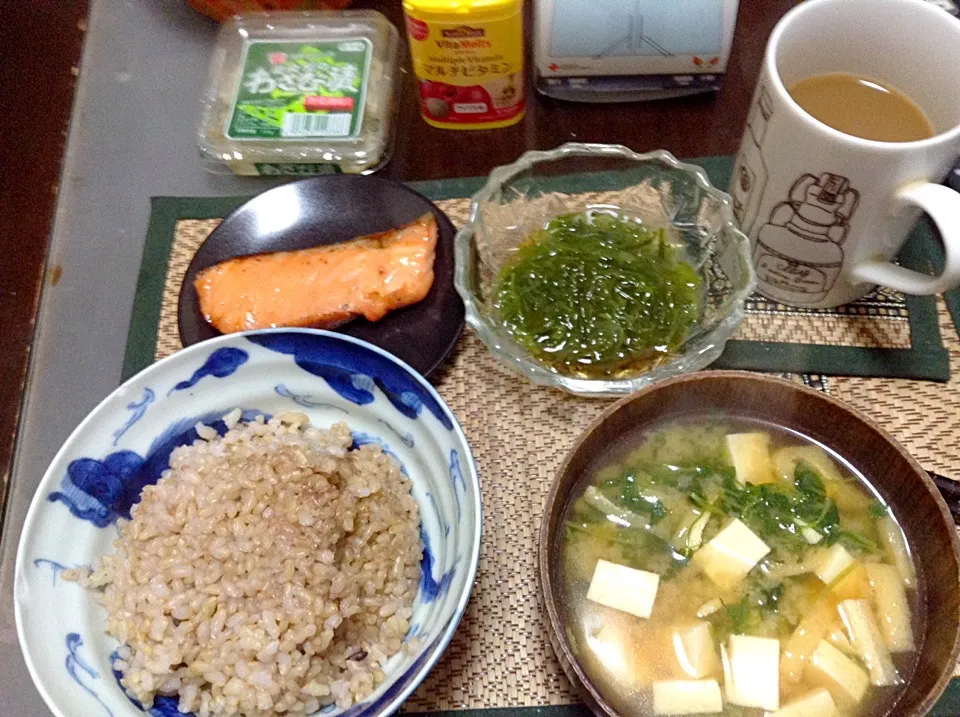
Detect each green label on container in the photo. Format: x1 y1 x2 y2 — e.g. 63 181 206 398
227 39 370 141
254 163 343 176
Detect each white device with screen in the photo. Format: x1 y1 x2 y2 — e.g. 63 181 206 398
535 0 739 102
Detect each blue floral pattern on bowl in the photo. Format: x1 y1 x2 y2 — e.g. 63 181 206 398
15 329 481 717
168 346 248 394
48 408 266 528
65 633 114 716
111 388 155 446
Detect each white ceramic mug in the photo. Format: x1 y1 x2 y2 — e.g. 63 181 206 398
730 0 960 308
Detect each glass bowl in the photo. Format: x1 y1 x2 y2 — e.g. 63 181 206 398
453 143 756 397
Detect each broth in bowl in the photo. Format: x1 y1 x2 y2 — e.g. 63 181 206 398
560 418 919 716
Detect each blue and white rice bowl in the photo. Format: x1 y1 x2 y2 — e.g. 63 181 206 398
15 329 481 717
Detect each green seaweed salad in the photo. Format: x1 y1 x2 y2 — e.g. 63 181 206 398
493 211 702 378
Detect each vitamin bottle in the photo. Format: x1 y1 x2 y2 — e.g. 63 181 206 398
402 0 525 130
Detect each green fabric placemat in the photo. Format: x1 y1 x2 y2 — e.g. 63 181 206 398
922 224 960 341
947 290 960 340
122 155 949 382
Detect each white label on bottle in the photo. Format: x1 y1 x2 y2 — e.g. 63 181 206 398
454 102 488 114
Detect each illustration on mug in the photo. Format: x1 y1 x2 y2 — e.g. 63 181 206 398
753 172 860 305
731 84 774 233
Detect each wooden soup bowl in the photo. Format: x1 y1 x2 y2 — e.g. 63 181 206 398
539 371 960 717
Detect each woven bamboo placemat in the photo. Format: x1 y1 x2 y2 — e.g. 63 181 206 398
125 159 960 717
125 199 960 715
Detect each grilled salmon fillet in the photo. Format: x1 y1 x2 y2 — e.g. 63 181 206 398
195 213 438 333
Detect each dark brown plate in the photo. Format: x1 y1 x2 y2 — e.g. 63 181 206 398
539 371 960 717
177 175 464 377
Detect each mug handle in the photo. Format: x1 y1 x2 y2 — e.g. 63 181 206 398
847 182 960 295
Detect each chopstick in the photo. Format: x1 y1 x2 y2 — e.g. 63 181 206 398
929 471 960 526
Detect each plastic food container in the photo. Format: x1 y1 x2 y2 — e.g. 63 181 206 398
198 11 400 176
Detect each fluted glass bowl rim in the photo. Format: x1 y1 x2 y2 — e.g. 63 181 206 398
453 143 757 397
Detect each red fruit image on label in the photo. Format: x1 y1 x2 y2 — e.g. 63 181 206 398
419 81 440 100
406 16 429 41
457 86 491 105
420 81 459 103
417 80 521 124
304 96 355 112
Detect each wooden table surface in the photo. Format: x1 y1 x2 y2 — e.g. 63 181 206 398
372 0 795 181
0 0 794 519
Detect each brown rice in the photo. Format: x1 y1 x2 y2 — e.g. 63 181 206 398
72 412 422 717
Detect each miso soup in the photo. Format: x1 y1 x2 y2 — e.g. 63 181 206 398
560 418 921 716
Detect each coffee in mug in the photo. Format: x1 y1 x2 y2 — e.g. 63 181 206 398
731 0 960 309
788 73 934 143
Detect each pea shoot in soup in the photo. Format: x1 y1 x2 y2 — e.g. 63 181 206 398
561 419 919 716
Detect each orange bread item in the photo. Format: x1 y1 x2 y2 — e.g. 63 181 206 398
188 0 352 23
195 213 437 333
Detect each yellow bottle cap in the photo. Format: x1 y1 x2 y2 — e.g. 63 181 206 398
403 0 521 20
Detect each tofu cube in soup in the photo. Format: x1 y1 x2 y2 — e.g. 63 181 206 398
587 618 681 688
727 432 775 484
586 559 659 618
586 623 643 687
722 635 780 711
806 639 870 709
653 679 723 715
766 687 839 717
693 518 771 589
672 622 719 679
